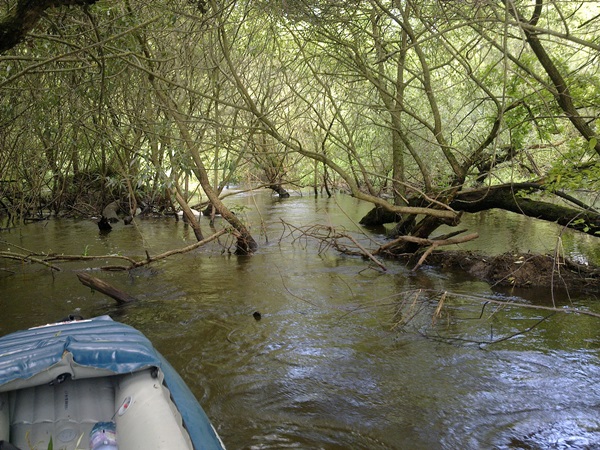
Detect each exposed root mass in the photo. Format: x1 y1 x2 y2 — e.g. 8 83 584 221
423 250 600 290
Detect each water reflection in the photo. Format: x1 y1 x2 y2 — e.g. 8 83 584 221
437 209 600 266
1 192 600 449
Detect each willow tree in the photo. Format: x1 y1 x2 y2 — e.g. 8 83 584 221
117 1 259 253
0 2 123 219
2 0 598 251
0 0 260 252
211 0 599 251
209 0 458 223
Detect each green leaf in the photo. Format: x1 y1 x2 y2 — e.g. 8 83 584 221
589 137 598 150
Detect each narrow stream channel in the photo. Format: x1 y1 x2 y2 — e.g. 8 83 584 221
1 192 599 449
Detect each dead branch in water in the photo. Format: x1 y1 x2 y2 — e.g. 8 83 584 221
340 233 387 271
374 231 479 271
101 229 227 270
280 220 478 271
76 272 136 304
46 254 137 265
281 220 387 271
0 251 62 271
386 288 600 347
0 229 227 272
0 239 137 268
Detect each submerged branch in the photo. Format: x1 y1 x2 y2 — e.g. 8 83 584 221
0 250 61 271
341 233 387 271
0 230 227 272
101 229 227 270
388 289 600 347
76 272 136 304
459 293 600 319
281 220 387 271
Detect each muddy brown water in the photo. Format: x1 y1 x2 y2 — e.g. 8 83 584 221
1 192 600 449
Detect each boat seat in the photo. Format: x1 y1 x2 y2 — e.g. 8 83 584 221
8 376 115 450
3 369 194 450
0 392 9 443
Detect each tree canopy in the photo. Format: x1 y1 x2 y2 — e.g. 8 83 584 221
1 0 599 254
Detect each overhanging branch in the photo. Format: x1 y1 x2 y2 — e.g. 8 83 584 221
451 183 600 237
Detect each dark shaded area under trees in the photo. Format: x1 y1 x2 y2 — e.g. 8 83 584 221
0 0 100 54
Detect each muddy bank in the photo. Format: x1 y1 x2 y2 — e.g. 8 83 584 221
423 250 600 291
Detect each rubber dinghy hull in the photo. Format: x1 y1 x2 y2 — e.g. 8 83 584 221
0 315 226 450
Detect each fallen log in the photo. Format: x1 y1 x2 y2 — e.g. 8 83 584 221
451 183 600 237
76 272 136 304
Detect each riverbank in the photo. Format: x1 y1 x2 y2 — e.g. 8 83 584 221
424 250 600 291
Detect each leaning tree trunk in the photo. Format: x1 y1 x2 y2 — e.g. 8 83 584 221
187 141 256 254
172 187 203 241
147 66 257 254
175 155 256 253
268 184 290 198
451 183 600 237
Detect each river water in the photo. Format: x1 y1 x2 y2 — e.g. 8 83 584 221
1 192 600 449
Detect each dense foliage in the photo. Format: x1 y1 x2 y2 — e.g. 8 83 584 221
1 0 599 250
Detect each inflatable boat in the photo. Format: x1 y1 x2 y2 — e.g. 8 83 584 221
0 316 225 450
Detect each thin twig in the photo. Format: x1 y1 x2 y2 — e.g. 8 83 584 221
340 232 387 271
